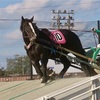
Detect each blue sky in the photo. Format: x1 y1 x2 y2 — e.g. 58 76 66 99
0 0 100 71
0 0 22 8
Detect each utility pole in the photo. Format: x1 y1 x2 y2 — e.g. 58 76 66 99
97 20 100 43
30 60 33 80
51 10 74 30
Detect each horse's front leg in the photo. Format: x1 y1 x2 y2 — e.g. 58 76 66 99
41 56 48 83
31 60 43 79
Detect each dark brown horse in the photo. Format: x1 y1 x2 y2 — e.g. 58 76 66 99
20 16 97 83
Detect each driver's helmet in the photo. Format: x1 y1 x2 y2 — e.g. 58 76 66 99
97 44 100 48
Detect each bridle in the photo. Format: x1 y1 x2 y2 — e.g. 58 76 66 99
22 22 37 49
24 29 36 41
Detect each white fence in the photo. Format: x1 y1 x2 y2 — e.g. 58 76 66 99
37 74 100 100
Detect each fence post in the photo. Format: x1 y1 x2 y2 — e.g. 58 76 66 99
94 79 100 100
91 77 96 100
30 60 33 80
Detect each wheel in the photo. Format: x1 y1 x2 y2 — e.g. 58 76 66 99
92 48 100 73
86 47 100 74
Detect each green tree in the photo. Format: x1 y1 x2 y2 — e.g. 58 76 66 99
0 67 6 76
6 55 30 76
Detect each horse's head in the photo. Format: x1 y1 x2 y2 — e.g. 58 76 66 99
20 16 37 41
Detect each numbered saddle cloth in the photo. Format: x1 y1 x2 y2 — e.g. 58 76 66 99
50 30 66 44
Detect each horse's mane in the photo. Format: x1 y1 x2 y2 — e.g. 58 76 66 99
41 28 51 37
20 19 23 32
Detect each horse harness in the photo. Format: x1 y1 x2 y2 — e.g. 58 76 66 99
24 29 63 61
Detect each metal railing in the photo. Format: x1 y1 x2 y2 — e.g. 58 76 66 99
37 74 100 100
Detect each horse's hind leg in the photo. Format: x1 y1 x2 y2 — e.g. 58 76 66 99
31 60 43 78
76 49 97 76
79 58 97 76
58 57 70 78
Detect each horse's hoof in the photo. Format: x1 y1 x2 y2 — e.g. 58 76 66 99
54 75 63 80
41 80 53 86
40 77 43 81
54 75 59 80
41 83 47 86
47 79 52 83
41 79 48 84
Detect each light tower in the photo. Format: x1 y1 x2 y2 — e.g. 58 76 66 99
51 10 74 30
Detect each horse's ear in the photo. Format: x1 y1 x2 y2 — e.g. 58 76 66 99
30 16 34 22
21 16 24 21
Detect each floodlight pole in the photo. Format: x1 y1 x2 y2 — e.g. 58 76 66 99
30 60 33 80
51 10 74 29
97 20 100 43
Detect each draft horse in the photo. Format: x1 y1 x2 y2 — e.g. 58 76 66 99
20 16 97 83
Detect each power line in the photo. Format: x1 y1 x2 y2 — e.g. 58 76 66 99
0 18 20 21
0 18 97 25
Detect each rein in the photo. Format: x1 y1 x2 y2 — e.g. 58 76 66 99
23 30 37 49
42 44 100 70
56 45 96 63
33 38 96 63
23 30 34 39
22 22 95 63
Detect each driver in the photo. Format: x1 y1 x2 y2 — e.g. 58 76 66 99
91 28 100 34
91 28 100 48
